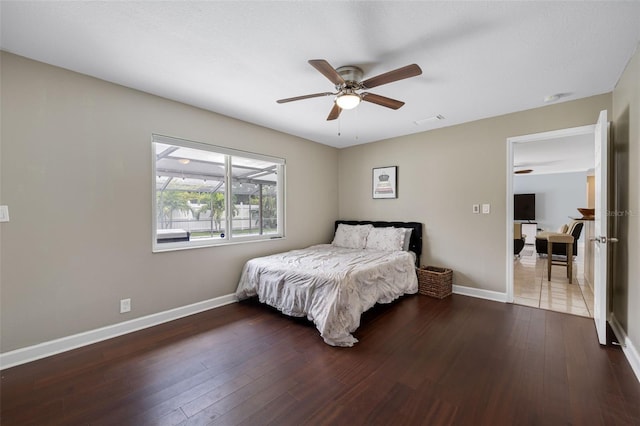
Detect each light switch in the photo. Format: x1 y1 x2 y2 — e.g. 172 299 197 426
472 204 480 214
482 203 490 214
0 205 9 222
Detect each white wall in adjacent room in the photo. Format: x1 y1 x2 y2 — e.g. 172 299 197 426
513 172 587 236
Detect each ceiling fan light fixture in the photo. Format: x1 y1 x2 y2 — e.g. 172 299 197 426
336 92 361 110
277 60 422 121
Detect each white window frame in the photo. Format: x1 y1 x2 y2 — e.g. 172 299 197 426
152 134 285 252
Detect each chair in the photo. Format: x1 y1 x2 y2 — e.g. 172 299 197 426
535 221 583 257
547 234 574 282
514 223 526 257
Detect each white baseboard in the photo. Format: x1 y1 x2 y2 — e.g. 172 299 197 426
0 293 238 370
609 313 640 383
452 284 508 303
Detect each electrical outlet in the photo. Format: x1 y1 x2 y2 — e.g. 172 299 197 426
472 204 480 214
120 298 131 313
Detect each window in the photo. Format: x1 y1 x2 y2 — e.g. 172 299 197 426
152 134 284 251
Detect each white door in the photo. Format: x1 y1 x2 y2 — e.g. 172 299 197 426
593 109 611 345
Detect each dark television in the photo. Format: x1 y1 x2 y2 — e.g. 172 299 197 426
514 193 536 221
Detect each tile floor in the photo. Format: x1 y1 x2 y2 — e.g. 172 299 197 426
513 243 594 317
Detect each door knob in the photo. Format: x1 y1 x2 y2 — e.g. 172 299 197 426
595 236 619 243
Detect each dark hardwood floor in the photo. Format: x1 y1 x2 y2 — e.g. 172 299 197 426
2 294 639 425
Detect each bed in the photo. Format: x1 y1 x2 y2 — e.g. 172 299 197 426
235 220 422 346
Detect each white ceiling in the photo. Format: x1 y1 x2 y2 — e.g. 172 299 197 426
514 133 595 176
1 1 640 149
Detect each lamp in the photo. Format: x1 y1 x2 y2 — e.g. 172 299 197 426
335 90 361 110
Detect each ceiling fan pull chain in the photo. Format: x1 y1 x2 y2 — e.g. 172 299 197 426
355 107 359 140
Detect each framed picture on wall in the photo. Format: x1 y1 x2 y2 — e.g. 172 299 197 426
372 166 397 199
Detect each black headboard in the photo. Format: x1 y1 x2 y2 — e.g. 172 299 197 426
335 220 423 266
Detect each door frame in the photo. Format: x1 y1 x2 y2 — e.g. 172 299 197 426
505 124 596 303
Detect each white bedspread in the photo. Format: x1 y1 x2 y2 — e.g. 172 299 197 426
235 244 418 346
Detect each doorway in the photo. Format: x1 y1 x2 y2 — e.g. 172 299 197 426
506 125 596 317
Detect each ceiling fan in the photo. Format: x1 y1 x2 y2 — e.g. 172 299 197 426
277 59 422 121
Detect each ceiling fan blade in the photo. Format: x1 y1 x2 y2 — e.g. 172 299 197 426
361 93 405 109
361 64 422 89
308 59 345 86
326 103 342 121
277 92 334 104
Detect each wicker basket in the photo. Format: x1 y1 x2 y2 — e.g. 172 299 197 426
417 266 453 298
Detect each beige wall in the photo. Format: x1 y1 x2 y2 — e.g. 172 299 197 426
338 94 611 293
0 53 339 352
2 47 633 357
612 44 640 349
587 175 596 209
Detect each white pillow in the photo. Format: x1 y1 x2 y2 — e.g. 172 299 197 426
400 227 413 251
332 224 373 249
365 227 406 252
